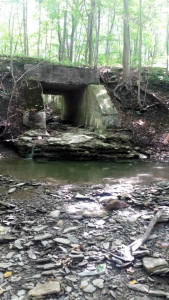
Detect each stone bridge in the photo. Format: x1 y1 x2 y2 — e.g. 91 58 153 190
23 64 121 131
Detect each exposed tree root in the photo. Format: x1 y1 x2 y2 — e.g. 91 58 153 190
134 84 169 112
113 82 125 102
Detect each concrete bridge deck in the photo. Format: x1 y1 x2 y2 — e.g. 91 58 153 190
24 64 99 93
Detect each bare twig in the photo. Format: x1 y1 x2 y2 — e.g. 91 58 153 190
0 61 46 138
111 209 163 263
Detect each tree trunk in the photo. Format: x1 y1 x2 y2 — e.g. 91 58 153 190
8 5 15 77
60 9 67 61
122 0 131 86
49 19 54 59
37 0 42 58
138 0 142 108
85 0 95 65
70 15 75 62
23 0 29 56
106 1 116 64
167 0 169 74
94 0 100 66
44 22 48 58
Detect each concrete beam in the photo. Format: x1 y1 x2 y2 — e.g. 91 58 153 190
24 64 99 92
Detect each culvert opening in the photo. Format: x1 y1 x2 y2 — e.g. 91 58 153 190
42 87 86 131
43 94 64 130
0 125 5 135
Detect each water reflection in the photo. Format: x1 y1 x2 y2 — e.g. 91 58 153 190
0 158 169 184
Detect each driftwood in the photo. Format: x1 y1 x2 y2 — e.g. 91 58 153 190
129 209 163 252
111 209 163 263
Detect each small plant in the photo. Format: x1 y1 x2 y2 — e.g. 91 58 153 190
0 90 10 99
148 68 169 85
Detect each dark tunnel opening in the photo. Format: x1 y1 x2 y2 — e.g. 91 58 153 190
0 125 5 135
41 85 86 130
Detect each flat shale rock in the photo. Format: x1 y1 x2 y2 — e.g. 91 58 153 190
142 256 168 273
54 237 71 245
34 233 53 241
28 281 60 296
49 209 61 218
0 263 13 271
83 283 96 293
92 278 104 289
0 235 16 243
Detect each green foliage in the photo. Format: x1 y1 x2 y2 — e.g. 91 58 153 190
0 90 10 100
148 68 169 85
0 0 168 68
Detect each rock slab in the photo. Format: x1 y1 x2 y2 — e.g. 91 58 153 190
28 281 60 296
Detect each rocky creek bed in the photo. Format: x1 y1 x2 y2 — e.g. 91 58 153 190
1 175 169 299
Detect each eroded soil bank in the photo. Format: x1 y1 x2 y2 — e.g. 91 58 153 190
1 174 169 299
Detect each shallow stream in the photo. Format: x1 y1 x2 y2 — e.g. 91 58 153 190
0 157 169 184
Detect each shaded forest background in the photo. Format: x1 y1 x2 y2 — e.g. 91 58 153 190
0 0 169 68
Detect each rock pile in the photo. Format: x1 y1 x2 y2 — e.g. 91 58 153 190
1 175 169 299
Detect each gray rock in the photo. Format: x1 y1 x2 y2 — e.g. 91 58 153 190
83 284 96 293
78 264 106 276
17 289 26 296
69 254 84 262
103 242 110 250
63 226 79 234
11 276 22 282
49 210 61 218
20 136 32 141
92 279 104 289
66 286 72 293
41 240 49 247
149 289 169 297
14 239 24 249
126 283 149 293
80 279 90 288
6 251 15 259
0 235 16 242
0 263 13 270
36 263 56 270
65 275 78 282
16 182 26 187
54 238 71 245
28 281 60 296
65 234 79 244
22 283 35 290
33 225 47 232
142 257 168 273
109 290 116 298
75 193 90 200
34 233 53 241
8 187 16 193
0 272 3 283
56 220 64 227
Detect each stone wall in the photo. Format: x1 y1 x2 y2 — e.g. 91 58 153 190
61 85 121 132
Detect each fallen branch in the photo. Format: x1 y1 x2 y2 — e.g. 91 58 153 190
110 209 163 263
134 84 169 111
129 209 163 252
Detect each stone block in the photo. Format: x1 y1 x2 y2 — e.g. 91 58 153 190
23 111 46 129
